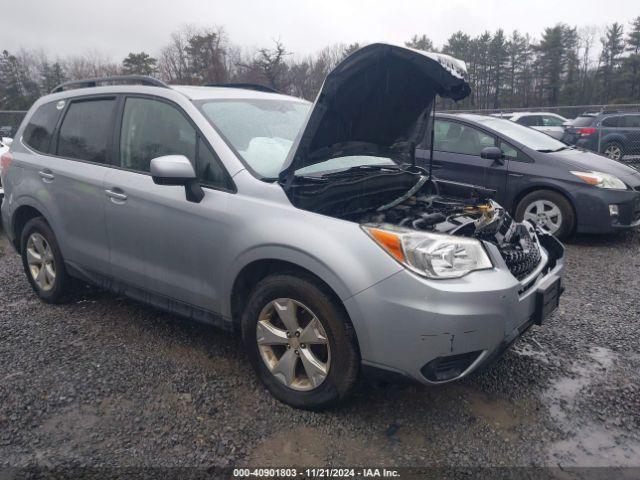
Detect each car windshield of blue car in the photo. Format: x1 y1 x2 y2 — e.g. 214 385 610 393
198 98 310 179
475 117 568 152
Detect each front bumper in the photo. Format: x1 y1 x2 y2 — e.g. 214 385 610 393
572 186 640 234
344 233 565 384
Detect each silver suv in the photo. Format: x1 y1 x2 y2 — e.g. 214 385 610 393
0 44 564 409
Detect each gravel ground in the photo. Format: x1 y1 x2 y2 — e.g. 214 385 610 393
1 228 639 471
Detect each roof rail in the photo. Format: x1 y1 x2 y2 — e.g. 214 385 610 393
203 83 279 94
51 75 169 93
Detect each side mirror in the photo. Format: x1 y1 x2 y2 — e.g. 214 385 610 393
1 137 13 146
480 146 504 163
150 155 204 203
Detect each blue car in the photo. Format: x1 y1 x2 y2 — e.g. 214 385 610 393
415 113 640 239
562 111 640 160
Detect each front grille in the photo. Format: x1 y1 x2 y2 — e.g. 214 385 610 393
421 351 483 382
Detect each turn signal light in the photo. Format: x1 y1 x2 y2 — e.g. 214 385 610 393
366 228 405 262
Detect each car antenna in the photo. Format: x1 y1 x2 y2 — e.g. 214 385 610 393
428 100 436 180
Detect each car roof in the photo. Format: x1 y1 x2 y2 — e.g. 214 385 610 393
511 111 565 118
170 85 309 103
39 83 310 105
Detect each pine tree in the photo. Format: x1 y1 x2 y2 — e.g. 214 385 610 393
122 52 158 76
405 35 436 52
599 22 625 102
624 16 640 100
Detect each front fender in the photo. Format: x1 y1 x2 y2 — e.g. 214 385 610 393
220 205 403 321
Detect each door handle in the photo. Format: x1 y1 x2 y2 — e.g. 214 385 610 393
39 170 54 182
105 189 128 202
508 173 524 178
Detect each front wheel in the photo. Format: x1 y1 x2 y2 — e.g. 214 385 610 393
241 274 360 410
515 190 575 240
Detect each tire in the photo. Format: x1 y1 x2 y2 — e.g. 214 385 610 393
515 190 575 240
241 273 360 410
20 217 72 303
601 141 624 161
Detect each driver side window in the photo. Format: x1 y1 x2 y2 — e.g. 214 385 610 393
434 120 496 156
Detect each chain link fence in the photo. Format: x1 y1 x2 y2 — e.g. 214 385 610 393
0 111 27 137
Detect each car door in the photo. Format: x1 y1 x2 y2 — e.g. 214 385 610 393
104 95 235 313
416 119 508 204
21 96 116 275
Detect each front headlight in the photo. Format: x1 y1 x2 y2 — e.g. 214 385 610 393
570 170 627 190
362 224 493 279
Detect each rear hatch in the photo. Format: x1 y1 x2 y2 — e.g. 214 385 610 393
563 115 597 145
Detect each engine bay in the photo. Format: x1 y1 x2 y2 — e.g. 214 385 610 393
285 169 544 280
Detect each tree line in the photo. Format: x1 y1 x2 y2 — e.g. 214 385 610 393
1 17 639 112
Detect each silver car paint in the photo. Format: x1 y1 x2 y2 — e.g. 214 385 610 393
2 84 564 383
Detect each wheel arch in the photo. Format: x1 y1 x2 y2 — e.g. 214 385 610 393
512 185 577 230
10 204 48 252
599 135 626 151
229 258 362 356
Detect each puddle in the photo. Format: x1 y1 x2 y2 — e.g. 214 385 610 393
543 346 640 466
464 390 534 441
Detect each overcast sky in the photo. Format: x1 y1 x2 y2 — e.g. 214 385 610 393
4 0 639 60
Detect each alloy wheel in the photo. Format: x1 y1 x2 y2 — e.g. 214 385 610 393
604 144 622 160
523 200 563 235
26 232 56 292
256 298 330 391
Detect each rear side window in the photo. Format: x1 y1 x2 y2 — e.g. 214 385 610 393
542 116 564 127
57 98 116 163
602 116 621 127
23 101 62 153
517 116 540 127
622 115 640 128
119 97 196 173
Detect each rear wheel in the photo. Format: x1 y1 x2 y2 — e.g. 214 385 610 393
241 274 359 410
601 141 624 160
20 217 72 303
515 190 575 240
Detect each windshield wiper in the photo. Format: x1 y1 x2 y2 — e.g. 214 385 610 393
317 164 402 178
538 146 569 153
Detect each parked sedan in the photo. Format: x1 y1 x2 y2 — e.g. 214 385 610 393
509 112 569 140
416 114 640 238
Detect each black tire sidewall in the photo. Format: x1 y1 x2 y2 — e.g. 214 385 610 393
241 274 359 410
20 217 70 303
515 190 575 240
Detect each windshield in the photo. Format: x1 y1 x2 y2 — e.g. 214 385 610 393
197 99 310 178
473 117 567 151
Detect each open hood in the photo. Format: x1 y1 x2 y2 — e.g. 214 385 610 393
279 43 471 186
